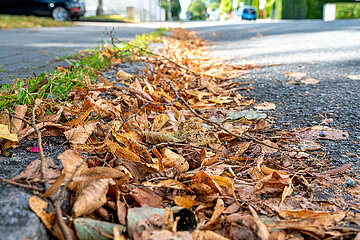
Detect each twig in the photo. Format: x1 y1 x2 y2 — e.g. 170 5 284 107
32 104 48 189
0 179 44 192
108 29 201 77
54 201 73 240
321 162 353 176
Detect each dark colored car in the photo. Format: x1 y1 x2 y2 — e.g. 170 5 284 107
0 0 85 21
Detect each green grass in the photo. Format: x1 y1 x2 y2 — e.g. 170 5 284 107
0 28 169 110
80 15 129 22
0 14 74 29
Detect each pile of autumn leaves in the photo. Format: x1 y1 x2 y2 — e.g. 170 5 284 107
1 28 359 240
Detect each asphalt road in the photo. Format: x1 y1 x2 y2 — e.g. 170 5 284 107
192 19 360 173
0 19 359 239
0 22 157 83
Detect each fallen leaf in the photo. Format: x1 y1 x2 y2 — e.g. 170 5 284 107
72 167 125 182
253 102 276 110
285 72 306 79
63 107 93 127
174 195 196 208
162 148 189 172
0 124 18 142
249 206 270 240
10 104 27 133
301 77 320 85
192 230 229 240
144 131 182 144
106 140 142 163
294 125 349 140
131 187 163 208
151 114 169 132
74 218 125 240
210 198 225 222
116 69 133 80
13 158 61 182
254 171 291 195
348 75 360 80
64 122 98 144
72 178 111 217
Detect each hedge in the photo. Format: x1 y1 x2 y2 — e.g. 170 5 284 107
336 3 360 19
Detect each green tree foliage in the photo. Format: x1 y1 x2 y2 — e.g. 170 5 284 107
336 2 360 19
188 0 207 20
221 0 233 13
160 0 181 20
281 0 358 19
208 0 221 10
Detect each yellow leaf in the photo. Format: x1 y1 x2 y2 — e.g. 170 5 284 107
151 114 169 132
210 175 238 204
174 195 196 208
63 107 93 127
29 196 53 230
281 185 293 206
0 124 18 142
106 140 142 163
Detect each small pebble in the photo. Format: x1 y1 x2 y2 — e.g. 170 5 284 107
343 179 356 188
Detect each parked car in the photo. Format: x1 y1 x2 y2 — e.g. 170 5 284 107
0 0 85 21
237 6 257 21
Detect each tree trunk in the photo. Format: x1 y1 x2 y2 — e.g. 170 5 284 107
96 0 104 16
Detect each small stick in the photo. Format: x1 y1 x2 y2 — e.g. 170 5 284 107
0 179 44 192
32 104 48 189
322 162 353 176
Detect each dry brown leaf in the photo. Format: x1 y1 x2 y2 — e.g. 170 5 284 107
151 114 169 132
269 210 346 237
10 104 27 133
301 77 320 85
210 175 238 204
106 140 142 163
63 107 93 127
280 185 293 206
63 122 98 144
13 158 61 182
29 196 54 230
128 85 153 102
131 187 163 208
72 167 125 182
210 198 225 222
0 109 10 126
72 178 111 217
294 125 349 140
249 206 270 240
128 137 153 163
144 131 182 144
42 173 66 198
253 102 276 110
192 230 229 240
18 122 71 140
285 72 306 79
254 171 291 195
174 195 196 208
58 150 87 175
116 69 133 80
116 198 127 226
191 171 220 196
162 148 189 173
37 106 63 123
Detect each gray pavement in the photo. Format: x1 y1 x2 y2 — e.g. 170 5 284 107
192 19 360 172
0 19 359 239
0 23 156 83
